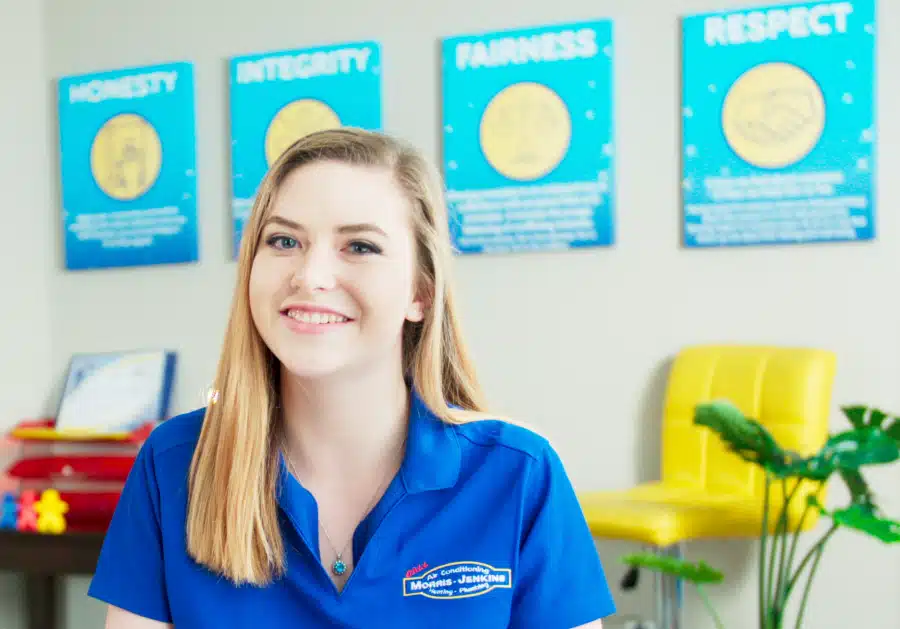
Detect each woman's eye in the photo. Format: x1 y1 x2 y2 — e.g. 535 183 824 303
348 241 382 255
266 235 298 250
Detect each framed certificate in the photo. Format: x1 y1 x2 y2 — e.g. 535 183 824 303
54 350 177 434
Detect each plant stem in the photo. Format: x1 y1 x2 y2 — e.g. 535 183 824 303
779 481 821 613
773 479 803 622
760 473 772 629
697 584 727 629
773 535 788 626
766 479 789 625
786 522 837 597
794 542 826 629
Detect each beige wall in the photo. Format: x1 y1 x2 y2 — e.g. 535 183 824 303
0 0 55 626
0 6 54 430
1 0 898 627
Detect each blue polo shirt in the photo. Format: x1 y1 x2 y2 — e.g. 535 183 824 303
88 390 616 627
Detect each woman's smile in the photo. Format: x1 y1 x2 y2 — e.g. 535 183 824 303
281 306 354 335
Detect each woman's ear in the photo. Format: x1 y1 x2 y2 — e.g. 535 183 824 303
406 281 433 323
406 300 425 323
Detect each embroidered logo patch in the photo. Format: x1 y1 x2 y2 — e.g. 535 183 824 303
403 561 512 599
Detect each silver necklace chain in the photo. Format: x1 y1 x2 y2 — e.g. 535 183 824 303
280 434 405 577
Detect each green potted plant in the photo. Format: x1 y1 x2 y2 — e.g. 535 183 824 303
621 401 900 629
620 552 726 629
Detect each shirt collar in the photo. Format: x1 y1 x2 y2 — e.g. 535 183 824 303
400 386 462 494
276 385 461 508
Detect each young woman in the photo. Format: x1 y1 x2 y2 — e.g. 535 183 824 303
89 128 616 628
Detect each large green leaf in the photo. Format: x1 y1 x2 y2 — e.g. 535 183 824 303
869 408 889 428
620 553 724 585
837 468 876 512
820 428 899 470
772 427 897 482
694 401 787 471
820 503 900 543
840 405 868 430
841 405 900 446
885 420 900 443
778 452 834 481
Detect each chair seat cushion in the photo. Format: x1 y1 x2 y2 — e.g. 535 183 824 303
578 481 771 547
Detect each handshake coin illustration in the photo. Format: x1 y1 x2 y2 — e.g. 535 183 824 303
721 62 826 170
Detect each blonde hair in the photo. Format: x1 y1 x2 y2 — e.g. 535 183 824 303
185 128 489 586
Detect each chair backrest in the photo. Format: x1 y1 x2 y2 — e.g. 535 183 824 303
660 344 837 499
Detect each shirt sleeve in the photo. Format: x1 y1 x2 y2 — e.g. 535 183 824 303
87 437 172 623
508 442 617 628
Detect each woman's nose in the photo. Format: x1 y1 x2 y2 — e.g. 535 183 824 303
289 245 338 292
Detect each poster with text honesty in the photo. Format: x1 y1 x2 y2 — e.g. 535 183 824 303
442 20 615 255
57 62 198 270
682 0 876 248
230 41 382 257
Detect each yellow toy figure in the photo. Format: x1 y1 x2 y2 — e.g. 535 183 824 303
34 489 69 534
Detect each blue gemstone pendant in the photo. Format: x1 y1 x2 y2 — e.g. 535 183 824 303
332 558 347 576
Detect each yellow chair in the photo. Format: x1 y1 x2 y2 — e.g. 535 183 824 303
579 344 837 628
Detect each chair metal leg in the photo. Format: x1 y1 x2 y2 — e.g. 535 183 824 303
653 559 663 625
671 543 685 629
652 544 685 629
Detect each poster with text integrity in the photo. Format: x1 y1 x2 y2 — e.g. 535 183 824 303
442 20 615 255
682 0 876 248
57 62 198 270
230 41 383 256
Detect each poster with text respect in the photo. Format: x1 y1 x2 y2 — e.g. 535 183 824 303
682 0 876 248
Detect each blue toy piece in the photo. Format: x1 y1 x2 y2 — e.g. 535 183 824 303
1 492 19 530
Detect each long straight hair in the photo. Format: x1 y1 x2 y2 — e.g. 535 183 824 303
185 128 489 585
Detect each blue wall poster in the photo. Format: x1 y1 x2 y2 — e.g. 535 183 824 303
681 0 876 248
57 62 198 270
442 20 615 255
230 41 383 256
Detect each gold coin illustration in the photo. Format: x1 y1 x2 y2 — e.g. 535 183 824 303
721 62 825 169
90 113 162 201
479 82 572 181
264 99 341 166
